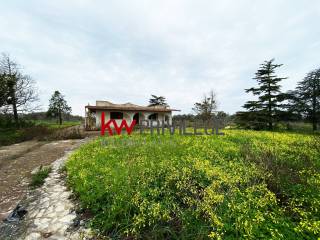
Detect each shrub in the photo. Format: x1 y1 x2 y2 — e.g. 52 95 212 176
66 130 320 239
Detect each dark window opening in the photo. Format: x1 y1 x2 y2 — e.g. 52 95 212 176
133 113 140 123
110 112 123 119
148 113 158 120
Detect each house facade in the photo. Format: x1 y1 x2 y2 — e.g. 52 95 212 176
85 101 179 130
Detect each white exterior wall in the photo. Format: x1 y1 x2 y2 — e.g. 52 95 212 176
95 110 172 129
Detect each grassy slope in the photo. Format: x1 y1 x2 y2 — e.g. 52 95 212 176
0 121 81 146
66 130 320 239
32 120 81 129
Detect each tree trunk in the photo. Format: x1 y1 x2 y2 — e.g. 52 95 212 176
8 66 19 125
12 99 18 124
312 119 317 131
268 80 272 130
10 82 19 124
59 109 62 125
312 82 317 131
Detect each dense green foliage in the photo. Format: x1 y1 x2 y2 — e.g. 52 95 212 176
66 130 320 239
289 68 320 131
47 90 72 125
236 60 320 131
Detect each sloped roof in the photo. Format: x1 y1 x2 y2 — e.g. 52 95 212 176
85 100 180 112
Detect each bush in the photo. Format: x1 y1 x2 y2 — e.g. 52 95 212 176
66 130 320 239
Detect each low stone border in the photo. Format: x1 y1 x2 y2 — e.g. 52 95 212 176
0 139 94 240
24 143 93 240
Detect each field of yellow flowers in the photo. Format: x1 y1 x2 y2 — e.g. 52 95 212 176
66 130 320 239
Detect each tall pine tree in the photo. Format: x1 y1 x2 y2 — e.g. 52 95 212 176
293 69 320 130
237 59 287 130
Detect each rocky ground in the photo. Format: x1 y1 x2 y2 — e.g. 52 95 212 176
0 139 82 220
0 137 97 239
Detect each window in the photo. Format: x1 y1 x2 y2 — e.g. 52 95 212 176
148 113 158 120
110 112 123 119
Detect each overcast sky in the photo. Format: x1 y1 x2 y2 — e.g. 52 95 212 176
1 1 320 116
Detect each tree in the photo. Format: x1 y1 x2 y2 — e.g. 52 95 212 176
237 59 287 130
192 90 217 121
292 69 320 130
47 91 71 125
0 73 8 108
282 90 304 122
0 53 38 123
148 95 169 107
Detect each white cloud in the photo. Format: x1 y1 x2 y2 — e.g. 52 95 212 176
0 0 320 115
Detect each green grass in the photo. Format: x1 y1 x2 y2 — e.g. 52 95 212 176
33 120 81 129
66 130 320 239
0 120 81 146
29 166 52 188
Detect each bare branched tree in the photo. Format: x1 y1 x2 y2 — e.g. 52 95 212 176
192 90 217 121
0 53 39 123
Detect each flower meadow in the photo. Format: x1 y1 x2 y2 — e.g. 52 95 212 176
66 130 320 239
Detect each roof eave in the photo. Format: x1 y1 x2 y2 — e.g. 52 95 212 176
85 105 180 112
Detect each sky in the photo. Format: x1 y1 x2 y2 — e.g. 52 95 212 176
1 0 320 116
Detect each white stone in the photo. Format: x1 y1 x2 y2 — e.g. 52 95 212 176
55 204 65 212
47 222 64 232
60 213 76 223
25 232 41 240
40 197 50 203
21 142 92 239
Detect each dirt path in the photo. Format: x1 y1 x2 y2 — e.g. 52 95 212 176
0 139 84 221
19 144 92 240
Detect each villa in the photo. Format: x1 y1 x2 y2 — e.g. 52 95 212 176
85 100 179 130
